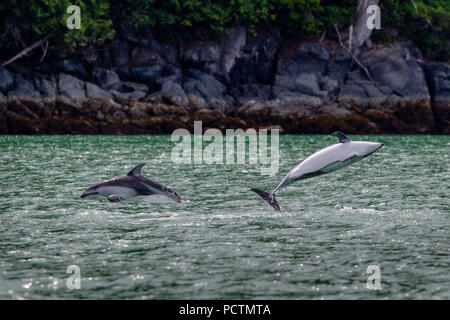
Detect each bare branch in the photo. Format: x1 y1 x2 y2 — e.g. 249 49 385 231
1 35 50 67
334 23 373 82
39 40 49 64
320 31 327 44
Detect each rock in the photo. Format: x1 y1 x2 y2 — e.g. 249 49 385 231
424 62 450 133
237 100 268 117
319 76 339 95
298 42 330 61
320 104 352 116
325 47 352 82
360 45 429 98
184 70 226 100
131 47 164 66
6 110 44 134
119 81 149 93
111 110 127 121
7 95 45 119
127 65 163 91
183 44 220 75
220 26 247 82
110 89 146 104
235 84 271 102
104 98 123 113
187 93 208 111
143 92 164 104
394 42 424 60
59 118 99 134
0 92 8 133
8 74 39 98
183 70 228 110
96 111 105 120
122 34 178 65
35 74 57 97
156 66 182 86
86 82 113 99
129 105 148 119
229 32 281 87
53 59 88 79
294 73 327 98
274 42 332 99
92 67 120 89
161 81 188 106
55 96 82 113
58 73 86 99
110 39 130 67
0 67 14 93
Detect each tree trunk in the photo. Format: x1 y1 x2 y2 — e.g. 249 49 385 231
352 0 379 50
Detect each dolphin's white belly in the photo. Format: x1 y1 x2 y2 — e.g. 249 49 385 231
289 143 355 180
98 186 138 198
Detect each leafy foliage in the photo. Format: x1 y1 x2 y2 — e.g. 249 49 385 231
0 0 448 61
0 0 114 55
375 0 450 61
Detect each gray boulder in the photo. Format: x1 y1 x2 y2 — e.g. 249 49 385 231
184 70 226 99
274 42 333 99
118 81 149 93
54 59 88 79
92 67 120 89
161 81 188 106
360 45 429 98
326 47 352 82
183 44 221 75
8 74 39 98
183 70 228 111
294 73 327 98
35 74 57 97
126 65 163 91
86 82 113 99
58 73 86 99
0 67 14 93
156 66 182 87
110 89 146 104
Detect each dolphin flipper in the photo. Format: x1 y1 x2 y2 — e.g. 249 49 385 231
251 188 280 211
331 131 351 143
108 195 122 202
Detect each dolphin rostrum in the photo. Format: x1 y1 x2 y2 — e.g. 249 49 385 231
251 132 383 211
81 163 182 203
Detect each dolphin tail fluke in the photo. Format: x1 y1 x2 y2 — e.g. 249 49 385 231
251 188 280 211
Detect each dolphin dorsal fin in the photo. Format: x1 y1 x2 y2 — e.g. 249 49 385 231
331 131 351 143
127 163 145 177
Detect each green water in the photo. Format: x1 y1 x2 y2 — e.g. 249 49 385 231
0 135 448 299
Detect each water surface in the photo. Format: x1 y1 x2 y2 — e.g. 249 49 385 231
0 135 448 299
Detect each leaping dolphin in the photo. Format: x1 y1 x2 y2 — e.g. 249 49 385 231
81 163 182 203
251 132 383 211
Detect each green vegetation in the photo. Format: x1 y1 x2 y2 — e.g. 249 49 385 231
0 0 448 61
375 0 450 61
0 0 114 54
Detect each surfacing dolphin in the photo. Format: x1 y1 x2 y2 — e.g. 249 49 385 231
81 163 182 203
251 132 383 211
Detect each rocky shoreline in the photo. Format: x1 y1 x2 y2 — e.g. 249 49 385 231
0 27 449 134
